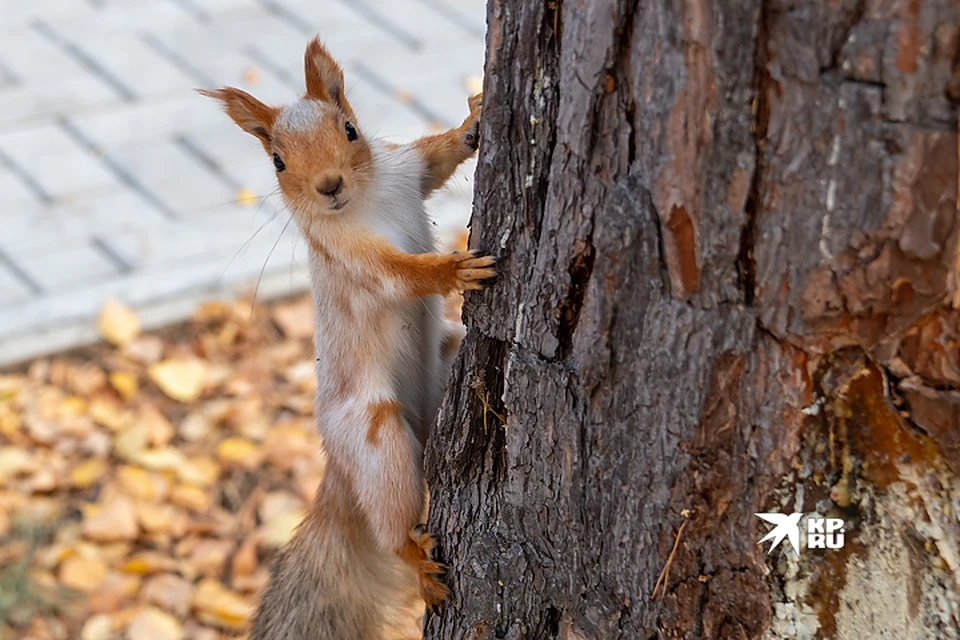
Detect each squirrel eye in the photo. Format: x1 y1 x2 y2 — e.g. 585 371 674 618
273 153 285 172
344 122 358 142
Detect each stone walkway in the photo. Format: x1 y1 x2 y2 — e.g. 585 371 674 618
0 0 486 366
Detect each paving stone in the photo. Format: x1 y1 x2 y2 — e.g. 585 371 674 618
43 0 195 35
68 95 237 154
0 124 122 201
0 187 168 251
10 242 120 292
66 31 198 100
0 76 119 130
109 140 236 214
0 27 91 82
0 262 34 305
0 170 45 209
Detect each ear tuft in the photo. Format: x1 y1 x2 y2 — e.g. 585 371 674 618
198 87 280 154
304 37 354 116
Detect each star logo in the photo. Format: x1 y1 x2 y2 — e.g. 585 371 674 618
756 512 803 557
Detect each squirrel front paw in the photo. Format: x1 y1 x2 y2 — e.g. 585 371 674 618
449 250 496 292
462 93 482 150
409 525 450 612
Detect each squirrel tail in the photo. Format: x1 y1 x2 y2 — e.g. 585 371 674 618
249 461 420 640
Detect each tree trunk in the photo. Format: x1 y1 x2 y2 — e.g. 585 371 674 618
424 1 960 638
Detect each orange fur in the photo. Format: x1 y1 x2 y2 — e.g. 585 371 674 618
396 528 449 611
413 93 483 197
367 400 404 445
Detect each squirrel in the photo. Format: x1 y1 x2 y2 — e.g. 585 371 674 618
200 37 494 639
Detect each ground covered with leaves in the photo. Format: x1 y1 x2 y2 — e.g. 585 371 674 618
0 294 326 640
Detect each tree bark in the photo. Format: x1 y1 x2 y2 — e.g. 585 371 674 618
425 1 960 638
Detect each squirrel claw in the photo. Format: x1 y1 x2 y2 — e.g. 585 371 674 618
408 526 450 610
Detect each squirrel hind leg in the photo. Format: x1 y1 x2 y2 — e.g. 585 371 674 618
397 526 450 611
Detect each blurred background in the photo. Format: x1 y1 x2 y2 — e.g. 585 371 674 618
0 1 485 638
0 0 485 367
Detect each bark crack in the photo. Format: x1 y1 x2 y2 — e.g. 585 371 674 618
738 0 772 308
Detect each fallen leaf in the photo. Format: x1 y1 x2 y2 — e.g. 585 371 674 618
216 438 262 471
90 394 133 432
231 535 259 581
260 509 304 548
134 447 187 472
70 458 107 489
142 573 196 617
0 446 34 483
190 538 235 578
124 335 165 365
138 502 188 536
192 579 254 631
80 614 116 640
271 298 314 339
88 573 141 614
114 422 149 461
116 465 168 502
59 555 108 592
170 484 211 513
83 495 139 542
149 359 209 403
127 606 185 640
176 457 221 487
109 371 138 400
179 412 213 442
98 297 141 347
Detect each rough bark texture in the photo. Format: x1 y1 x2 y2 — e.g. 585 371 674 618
425 1 960 638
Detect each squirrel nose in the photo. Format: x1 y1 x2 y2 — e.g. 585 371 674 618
316 175 344 197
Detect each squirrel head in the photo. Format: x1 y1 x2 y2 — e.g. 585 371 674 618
200 38 372 216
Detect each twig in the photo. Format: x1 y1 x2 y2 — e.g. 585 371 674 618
652 519 688 600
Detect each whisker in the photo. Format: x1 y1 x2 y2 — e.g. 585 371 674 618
217 189 289 284
250 212 295 319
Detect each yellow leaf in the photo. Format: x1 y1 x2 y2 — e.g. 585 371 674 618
149 359 209 403
80 614 116 640
115 422 149 461
90 394 132 432
170 484 211 513
58 395 88 418
261 510 304 548
70 458 107 489
134 447 187 472
236 188 258 207
120 551 178 575
176 457 221 487
109 372 139 400
59 555 108 592
82 495 139 542
138 502 187 535
117 465 166 501
192 579 254 631
98 297 142 347
0 447 33 484
271 298 314 339
127 606 184 640
179 412 213 442
216 438 262 471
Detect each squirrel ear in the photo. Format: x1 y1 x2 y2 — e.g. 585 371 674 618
304 37 355 116
198 87 280 153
